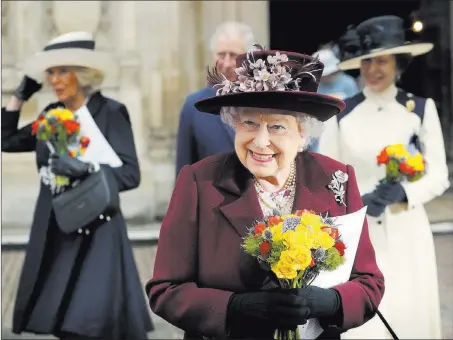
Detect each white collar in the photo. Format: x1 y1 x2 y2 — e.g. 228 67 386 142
363 83 398 103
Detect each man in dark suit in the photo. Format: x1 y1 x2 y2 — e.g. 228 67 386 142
175 21 256 177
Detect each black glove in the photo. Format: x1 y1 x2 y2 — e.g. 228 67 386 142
362 193 386 217
226 291 309 336
14 75 42 101
50 153 92 178
374 182 407 205
286 286 341 320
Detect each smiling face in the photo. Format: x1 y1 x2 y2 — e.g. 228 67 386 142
360 54 397 92
46 66 85 105
234 108 304 181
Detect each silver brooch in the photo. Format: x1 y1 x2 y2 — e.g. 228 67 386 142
327 170 348 206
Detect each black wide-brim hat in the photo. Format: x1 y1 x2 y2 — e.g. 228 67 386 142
337 15 434 71
195 48 345 122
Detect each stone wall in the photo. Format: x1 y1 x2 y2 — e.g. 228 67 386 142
1 1 269 234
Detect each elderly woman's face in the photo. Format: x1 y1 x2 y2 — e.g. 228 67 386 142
234 108 304 179
46 66 83 103
360 55 397 92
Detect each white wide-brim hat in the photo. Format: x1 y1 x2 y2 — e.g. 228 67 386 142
312 49 340 76
23 31 117 78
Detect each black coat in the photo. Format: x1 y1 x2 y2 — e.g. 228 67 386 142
2 92 154 339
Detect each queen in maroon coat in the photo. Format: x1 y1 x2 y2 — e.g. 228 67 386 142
146 47 385 339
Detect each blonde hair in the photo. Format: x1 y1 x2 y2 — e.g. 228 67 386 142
220 106 325 150
73 66 104 96
44 66 104 96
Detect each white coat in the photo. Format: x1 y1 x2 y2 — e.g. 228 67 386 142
318 84 450 339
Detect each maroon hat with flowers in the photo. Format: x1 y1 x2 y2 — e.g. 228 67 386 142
194 45 345 122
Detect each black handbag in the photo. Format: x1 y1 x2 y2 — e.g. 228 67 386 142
52 168 120 234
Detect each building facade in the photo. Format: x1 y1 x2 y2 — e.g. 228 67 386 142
1 1 269 237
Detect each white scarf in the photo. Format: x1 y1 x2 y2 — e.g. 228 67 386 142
39 103 123 194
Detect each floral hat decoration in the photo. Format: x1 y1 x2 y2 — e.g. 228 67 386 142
194 44 346 122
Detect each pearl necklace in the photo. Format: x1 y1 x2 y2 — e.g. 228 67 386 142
254 161 296 215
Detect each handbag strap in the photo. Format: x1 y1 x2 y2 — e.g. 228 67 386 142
370 297 399 340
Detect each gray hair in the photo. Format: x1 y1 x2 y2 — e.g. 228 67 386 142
220 107 325 150
209 21 256 53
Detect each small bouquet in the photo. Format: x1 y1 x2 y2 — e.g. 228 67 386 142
242 210 346 340
32 107 90 188
376 143 425 183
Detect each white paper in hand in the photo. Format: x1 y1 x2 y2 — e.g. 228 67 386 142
298 206 367 339
76 105 123 167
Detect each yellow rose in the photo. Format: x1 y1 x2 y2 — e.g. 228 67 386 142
300 213 323 231
386 144 410 160
282 229 313 250
313 230 335 249
407 153 425 172
270 223 284 242
291 249 312 271
50 108 74 121
272 257 298 279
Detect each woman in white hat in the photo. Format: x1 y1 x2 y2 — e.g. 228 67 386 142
318 16 449 339
2 32 154 339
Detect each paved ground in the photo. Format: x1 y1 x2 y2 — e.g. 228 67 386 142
2 234 452 339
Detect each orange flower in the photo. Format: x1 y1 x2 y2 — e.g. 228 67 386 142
295 209 316 216
321 226 339 240
62 120 80 134
377 149 390 164
31 121 41 135
268 216 282 226
253 223 266 235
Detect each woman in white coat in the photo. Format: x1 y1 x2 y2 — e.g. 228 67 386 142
318 16 450 339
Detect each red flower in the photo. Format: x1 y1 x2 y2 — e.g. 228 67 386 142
254 223 266 235
62 120 80 134
399 162 415 176
80 136 90 147
377 149 389 164
259 241 272 258
334 242 346 256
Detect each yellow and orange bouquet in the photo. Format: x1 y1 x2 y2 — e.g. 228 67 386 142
31 107 90 187
376 143 425 183
242 209 346 340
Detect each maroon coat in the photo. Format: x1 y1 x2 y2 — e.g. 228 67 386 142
146 151 384 339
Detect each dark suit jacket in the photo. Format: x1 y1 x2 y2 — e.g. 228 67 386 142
175 86 235 177
146 151 385 339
